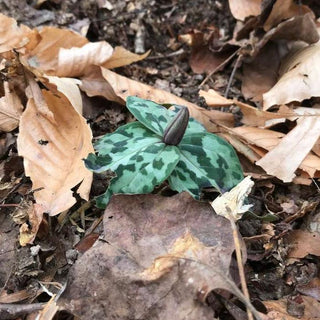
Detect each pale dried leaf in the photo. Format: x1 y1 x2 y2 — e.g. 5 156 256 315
45 76 83 114
264 0 313 31
24 26 88 74
263 43 320 110
256 116 320 182
200 89 294 127
0 13 39 53
102 46 150 69
56 41 113 77
211 176 254 220
17 81 93 216
287 230 320 258
228 0 262 21
0 81 24 131
99 68 234 132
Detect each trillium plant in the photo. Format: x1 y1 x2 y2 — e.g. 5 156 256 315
85 96 244 208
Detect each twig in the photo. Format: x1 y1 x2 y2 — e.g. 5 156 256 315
227 206 254 320
199 49 240 88
0 303 44 319
146 48 184 60
224 53 243 98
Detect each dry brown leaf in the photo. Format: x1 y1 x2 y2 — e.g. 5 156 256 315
17 79 93 216
241 43 280 103
256 116 320 182
287 229 320 258
60 193 249 319
19 203 44 246
228 0 262 21
263 0 312 31
23 26 88 74
263 43 320 110
200 89 294 127
81 67 234 132
44 76 83 114
56 41 113 77
102 46 150 69
264 296 320 320
0 81 24 131
0 13 39 53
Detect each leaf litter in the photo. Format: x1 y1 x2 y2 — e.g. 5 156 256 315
1 1 320 319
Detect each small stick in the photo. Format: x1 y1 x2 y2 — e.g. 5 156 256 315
224 53 243 98
227 206 254 320
0 303 44 319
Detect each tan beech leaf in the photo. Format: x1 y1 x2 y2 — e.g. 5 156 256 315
200 89 294 127
0 81 24 131
56 41 113 77
0 13 39 53
263 0 312 31
24 26 88 75
17 82 93 216
45 76 83 114
99 68 234 131
102 46 150 69
256 116 320 182
263 43 320 110
228 0 262 21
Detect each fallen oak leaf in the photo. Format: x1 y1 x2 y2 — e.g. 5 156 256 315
17 77 93 216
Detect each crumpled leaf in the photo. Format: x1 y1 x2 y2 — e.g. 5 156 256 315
211 176 254 220
0 81 24 131
228 0 262 21
59 193 247 320
17 78 93 216
263 43 320 110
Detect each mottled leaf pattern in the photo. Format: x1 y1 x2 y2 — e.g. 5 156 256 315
85 96 244 208
85 122 160 173
169 133 244 198
95 144 180 208
126 96 170 135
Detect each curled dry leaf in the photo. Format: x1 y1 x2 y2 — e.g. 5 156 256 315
0 13 39 54
21 26 148 78
263 43 320 110
0 81 24 131
17 79 93 216
83 67 234 132
263 0 313 31
256 115 320 182
60 193 247 319
44 76 83 114
228 0 262 21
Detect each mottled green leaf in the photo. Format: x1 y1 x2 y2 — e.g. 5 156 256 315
95 144 180 207
169 133 243 198
85 122 161 173
126 96 171 136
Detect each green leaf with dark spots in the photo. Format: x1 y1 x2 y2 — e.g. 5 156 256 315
85 96 244 208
